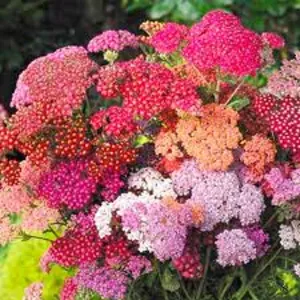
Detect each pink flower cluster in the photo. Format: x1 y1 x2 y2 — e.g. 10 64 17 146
268 51 300 98
88 30 138 53
151 22 188 53
11 46 96 137
264 167 300 205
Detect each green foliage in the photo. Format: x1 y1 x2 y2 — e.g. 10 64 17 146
161 267 180 292
124 0 300 50
227 96 250 111
0 237 71 300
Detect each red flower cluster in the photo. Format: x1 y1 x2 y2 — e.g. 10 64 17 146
93 59 201 122
0 159 21 186
0 125 19 154
54 118 92 159
173 245 203 279
253 94 300 159
95 142 137 173
49 227 103 267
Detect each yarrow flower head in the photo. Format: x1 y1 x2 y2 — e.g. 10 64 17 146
23 282 43 300
261 32 285 49
241 135 276 182
216 229 257 266
87 30 138 53
151 22 188 53
75 264 129 300
10 46 96 137
264 167 300 205
268 51 300 98
183 10 263 76
38 160 97 210
172 160 265 230
176 104 242 171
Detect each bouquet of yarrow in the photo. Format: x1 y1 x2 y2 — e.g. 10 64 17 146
1 9 300 300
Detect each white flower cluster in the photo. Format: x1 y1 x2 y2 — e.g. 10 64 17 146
279 220 300 250
128 167 176 199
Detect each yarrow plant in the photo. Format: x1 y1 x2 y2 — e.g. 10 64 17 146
1 9 300 300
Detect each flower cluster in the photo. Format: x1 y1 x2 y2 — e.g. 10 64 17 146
2 9 299 300
253 94 300 161
268 51 300 98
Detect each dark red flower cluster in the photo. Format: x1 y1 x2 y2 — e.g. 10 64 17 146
95 142 137 173
0 125 19 154
253 94 300 159
54 118 92 159
49 227 103 267
20 138 50 166
172 245 203 279
104 236 132 264
0 159 21 186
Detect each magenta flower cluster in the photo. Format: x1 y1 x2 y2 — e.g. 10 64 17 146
76 264 129 300
38 160 97 209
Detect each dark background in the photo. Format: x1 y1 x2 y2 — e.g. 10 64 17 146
1 0 299 111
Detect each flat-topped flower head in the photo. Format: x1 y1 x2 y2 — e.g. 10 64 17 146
87 30 138 53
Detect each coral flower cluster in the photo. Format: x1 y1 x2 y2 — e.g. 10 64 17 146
1 9 300 300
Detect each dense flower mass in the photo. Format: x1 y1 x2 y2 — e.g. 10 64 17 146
2 9 298 300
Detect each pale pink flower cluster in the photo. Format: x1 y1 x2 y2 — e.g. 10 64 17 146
0 184 32 214
0 216 18 246
268 52 300 98
21 202 59 232
23 282 43 300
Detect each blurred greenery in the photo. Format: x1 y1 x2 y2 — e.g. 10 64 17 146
124 0 300 51
0 237 71 299
0 0 142 110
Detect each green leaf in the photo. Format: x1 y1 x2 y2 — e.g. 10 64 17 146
175 0 201 22
161 268 180 292
149 0 176 19
133 135 152 147
227 96 250 111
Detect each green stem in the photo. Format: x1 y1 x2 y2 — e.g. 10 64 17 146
263 210 279 229
177 272 193 300
219 271 237 300
224 78 246 106
21 234 53 243
195 247 212 299
156 262 169 300
235 247 282 300
48 225 59 238
248 288 259 300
